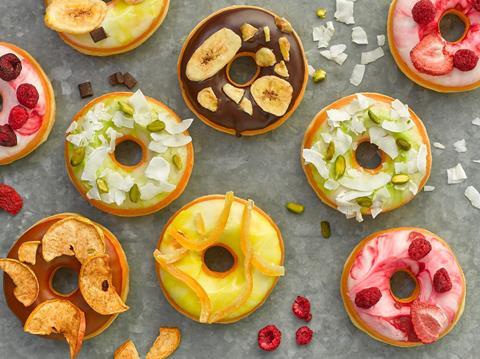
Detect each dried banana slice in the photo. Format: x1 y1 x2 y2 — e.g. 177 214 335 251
251 76 293 117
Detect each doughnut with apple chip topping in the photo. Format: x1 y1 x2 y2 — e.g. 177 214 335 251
302 93 431 222
154 192 284 323
65 91 194 216
178 6 308 136
341 228 466 346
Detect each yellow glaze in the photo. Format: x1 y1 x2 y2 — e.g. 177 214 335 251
155 194 284 324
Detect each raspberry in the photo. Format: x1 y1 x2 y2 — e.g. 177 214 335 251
16 83 39 109
411 0 436 25
0 184 23 215
408 232 432 260
453 49 479 71
355 287 382 309
292 296 312 322
257 325 281 351
295 326 313 345
8 105 29 130
433 268 452 293
474 0 480 11
0 124 17 147
0 53 22 81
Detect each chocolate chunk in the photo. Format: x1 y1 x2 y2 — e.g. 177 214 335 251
78 82 93 98
123 72 137 89
109 72 125 86
102 280 109 291
90 27 108 43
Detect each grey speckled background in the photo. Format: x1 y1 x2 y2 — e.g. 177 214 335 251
1 0 479 358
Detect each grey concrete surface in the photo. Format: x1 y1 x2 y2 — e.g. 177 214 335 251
1 0 480 358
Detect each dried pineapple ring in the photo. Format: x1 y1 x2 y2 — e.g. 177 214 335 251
154 193 284 324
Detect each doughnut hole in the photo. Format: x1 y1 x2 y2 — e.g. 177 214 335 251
439 10 469 43
226 52 260 88
202 244 237 277
389 270 419 304
111 136 147 170
353 141 385 172
50 266 79 297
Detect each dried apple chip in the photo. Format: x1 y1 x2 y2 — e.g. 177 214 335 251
146 327 181 359
24 299 86 359
114 339 140 359
79 254 129 315
18 241 40 265
42 216 105 263
0 258 39 306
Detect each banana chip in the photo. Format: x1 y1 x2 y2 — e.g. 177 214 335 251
45 0 107 35
250 76 293 117
114 339 140 359
0 258 39 306
79 254 129 315
17 241 40 265
42 216 105 264
24 299 86 359
146 327 181 359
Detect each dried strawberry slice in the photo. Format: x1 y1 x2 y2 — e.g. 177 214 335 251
0 184 23 215
258 325 281 351
411 301 449 344
391 315 420 342
0 124 17 147
15 111 43 136
410 34 453 76
292 296 312 322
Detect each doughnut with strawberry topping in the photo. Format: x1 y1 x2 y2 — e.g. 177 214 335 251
0 42 55 165
388 0 480 92
341 228 466 346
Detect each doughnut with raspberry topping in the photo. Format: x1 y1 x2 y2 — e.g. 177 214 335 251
341 228 466 346
388 0 480 92
0 42 55 165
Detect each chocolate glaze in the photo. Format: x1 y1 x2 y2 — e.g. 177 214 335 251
179 7 307 134
3 217 127 338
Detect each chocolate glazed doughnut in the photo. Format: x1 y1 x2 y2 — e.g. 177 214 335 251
178 6 308 136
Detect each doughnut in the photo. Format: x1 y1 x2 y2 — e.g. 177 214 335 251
0 42 55 165
44 0 170 56
178 6 308 136
153 192 284 323
301 93 431 222
341 228 466 346
65 90 194 217
2 213 129 343
388 0 480 92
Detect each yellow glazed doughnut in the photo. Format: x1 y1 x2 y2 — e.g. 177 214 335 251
154 192 285 324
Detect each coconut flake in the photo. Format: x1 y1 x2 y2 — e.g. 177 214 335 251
369 126 398 159
361 47 385 64
352 26 368 45
338 171 391 192
324 179 340 191
330 44 347 57
81 147 109 182
98 169 135 206
320 45 348 65
381 118 414 133
151 132 192 147
337 190 373 202
302 149 329 179
105 127 121 153
473 160 480 164
148 141 168 154
350 115 366 134
349 64 366 86
377 34 386 46
453 139 467 153
391 99 410 119
472 117 480 126
332 128 353 156
424 185 435 192
165 118 193 135
433 142 446 149
416 144 427 174
465 186 480 209
313 21 335 48
112 111 134 129
308 64 316 76
327 109 351 127
66 121 78 134
139 181 176 201
145 157 171 182
335 0 355 24
129 90 153 127
447 163 467 184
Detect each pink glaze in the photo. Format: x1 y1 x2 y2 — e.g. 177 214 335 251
0 44 48 160
346 229 464 342
391 0 480 87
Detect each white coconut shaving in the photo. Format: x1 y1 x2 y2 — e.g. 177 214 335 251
472 117 480 126
465 186 480 209
324 179 340 191
352 26 368 45
433 142 446 149
129 90 153 127
350 64 366 86
313 21 335 48
145 156 171 183
326 109 351 126
308 64 316 77
453 139 467 153
302 149 329 178
377 34 386 46
335 0 355 24
369 126 398 160
112 111 134 129
338 171 391 192
65 121 78 134
81 147 109 182
165 118 193 135
423 185 435 192
361 47 385 65
150 132 192 147
473 160 480 164
447 163 467 184
320 44 348 65
139 182 176 201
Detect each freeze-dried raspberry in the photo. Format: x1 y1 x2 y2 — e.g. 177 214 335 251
0 184 23 215
292 296 312 322
433 268 452 293
355 287 382 309
295 326 313 345
0 124 17 147
16 83 39 109
453 49 479 71
8 105 29 130
0 53 22 81
474 0 480 11
257 325 281 352
408 232 432 260
412 0 436 25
